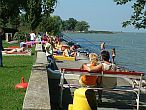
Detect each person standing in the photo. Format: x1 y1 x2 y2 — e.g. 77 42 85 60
45 37 53 61
100 42 105 51
30 31 36 41
112 48 116 64
37 32 42 42
0 28 4 67
45 37 58 70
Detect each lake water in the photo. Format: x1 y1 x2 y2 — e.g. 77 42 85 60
63 32 146 74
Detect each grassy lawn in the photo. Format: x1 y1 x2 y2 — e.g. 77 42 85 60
0 41 35 110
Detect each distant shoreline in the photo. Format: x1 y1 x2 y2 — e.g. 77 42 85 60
63 30 122 34
63 31 146 34
82 30 115 34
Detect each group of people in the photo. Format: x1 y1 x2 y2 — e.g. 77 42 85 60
29 31 47 42
29 32 60 43
44 35 78 60
62 45 77 57
69 41 117 102
77 42 117 102
5 31 117 103
80 50 117 102
47 40 117 102
44 35 78 70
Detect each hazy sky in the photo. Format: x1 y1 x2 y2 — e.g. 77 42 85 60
53 0 145 32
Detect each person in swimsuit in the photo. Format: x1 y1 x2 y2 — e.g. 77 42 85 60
6 44 28 54
112 48 116 64
100 42 105 51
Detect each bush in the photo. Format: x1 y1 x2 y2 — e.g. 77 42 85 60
14 32 30 42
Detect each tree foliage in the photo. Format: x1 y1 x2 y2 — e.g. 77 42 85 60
38 15 62 35
75 21 90 31
62 18 90 32
114 0 146 29
65 18 77 31
25 0 42 31
0 0 57 31
0 0 20 27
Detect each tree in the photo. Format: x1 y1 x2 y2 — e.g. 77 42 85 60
65 18 78 31
62 21 69 31
19 14 30 32
0 0 20 27
0 0 57 31
24 0 42 31
75 21 90 32
62 18 90 32
114 0 146 29
39 15 62 35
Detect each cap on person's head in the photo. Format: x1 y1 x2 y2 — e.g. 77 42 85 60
101 50 110 61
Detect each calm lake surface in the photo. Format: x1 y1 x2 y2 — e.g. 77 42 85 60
63 32 146 74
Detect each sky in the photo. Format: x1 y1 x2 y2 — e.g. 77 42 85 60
52 0 145 32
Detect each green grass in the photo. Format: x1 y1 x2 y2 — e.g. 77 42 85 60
0 42 35 110
2 41 20 48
